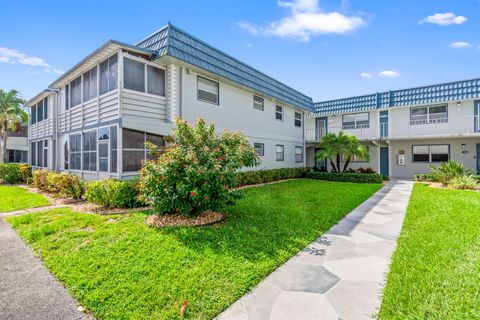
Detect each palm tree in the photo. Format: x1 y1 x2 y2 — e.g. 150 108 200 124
315 131 369 173
0 89 27 164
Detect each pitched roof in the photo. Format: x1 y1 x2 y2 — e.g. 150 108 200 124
136 24 314 112
314 78 480 116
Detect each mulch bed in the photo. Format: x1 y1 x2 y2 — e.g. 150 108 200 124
145 210 226 227
71 202 152 215
422 181 480 192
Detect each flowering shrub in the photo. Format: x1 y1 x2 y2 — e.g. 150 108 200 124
32 170 83 199
140 118 259 216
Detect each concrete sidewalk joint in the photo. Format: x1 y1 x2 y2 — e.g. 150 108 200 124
218 179 414 320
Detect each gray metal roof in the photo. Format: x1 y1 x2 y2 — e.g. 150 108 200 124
314 78 480 116
136 24 314 112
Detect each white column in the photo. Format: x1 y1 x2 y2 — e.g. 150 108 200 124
166 64 179 124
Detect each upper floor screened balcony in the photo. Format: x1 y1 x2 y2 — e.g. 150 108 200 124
29 95 54 140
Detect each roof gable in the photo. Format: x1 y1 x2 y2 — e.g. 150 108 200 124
136 24 314 112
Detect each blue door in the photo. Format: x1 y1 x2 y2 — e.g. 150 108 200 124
380 147 389 176
477 144 480 175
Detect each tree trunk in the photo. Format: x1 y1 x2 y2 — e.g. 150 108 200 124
328 158 337 172
342 156 351 172
0 131 6 165
335 153 341 173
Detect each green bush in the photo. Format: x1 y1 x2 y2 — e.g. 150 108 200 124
235 167 311 186
414 173 434 182
306 171 383 183
85 179 144 208
140 118 259 216
32 170 83 199
0 164 22 184
18 164 32 182
430 160 470 185
450 175 478 190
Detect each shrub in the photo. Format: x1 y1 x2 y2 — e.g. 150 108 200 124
32 170 83 199
306 171 383 184
0 164 22 184
140 118 259 216
430 160 470 185
235 168 311 186
86 179 144 208
357 167 375 174
449 175 478 190
414 173 434 182
18 164 32 182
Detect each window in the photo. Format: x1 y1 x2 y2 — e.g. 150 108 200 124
122 128 164 172
31 142 36 166
147 65 165 96
70 76 82 107
294 112 302 127
342 146 369 162
253 96 264 111
412 145 449 162
110 126 117 173
124 58 145 92
31 106 37 124
197 76 219 104
276 145 284 161
295 146 303 163
254 143 264 156
98 127 109 140
98 142 108 172
82 66 97 102
410 105 448 125
43 140 48 168
64 136 69 170
65 84 70 110
83 131 97 171
342 112 369 129
275 106 283 120
7 150 27 163
69 134 81 170
100 54 118 95
43 98 48 120
37 100 43 122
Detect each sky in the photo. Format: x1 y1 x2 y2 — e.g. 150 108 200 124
0 0 479 102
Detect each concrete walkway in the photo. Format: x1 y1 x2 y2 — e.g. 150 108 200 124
0 217 89 320
218 179 414 320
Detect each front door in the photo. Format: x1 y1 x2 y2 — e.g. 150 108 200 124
380 147 389 176
477 143 480 175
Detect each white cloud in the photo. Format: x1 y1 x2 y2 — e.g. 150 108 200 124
419 12 467 26
0 47 63 74
245 43 254 48
378 70 401 78
238 0 366 42
360 72 372 79
449 41 472 49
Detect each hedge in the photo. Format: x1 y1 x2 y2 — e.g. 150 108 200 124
85 179 145 208
306 171 384 184
32 170 83 199
0 163 31 184
235 167 311 186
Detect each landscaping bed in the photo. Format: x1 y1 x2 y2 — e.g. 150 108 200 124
379 183 480 319
6 179 381 319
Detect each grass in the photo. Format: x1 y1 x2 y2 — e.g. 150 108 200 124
7 179 381 320
379 183 480 319
0 185 50 212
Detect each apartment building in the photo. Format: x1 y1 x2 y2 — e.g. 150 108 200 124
26 23 313 180
3 123 28 163
305 79 480 178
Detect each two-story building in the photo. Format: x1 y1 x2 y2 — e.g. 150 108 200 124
26 23 314 180
306 79 480 178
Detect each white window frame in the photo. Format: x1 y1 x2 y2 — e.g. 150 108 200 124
410 104 448 125
412 144 449 163
275 105 284 121
295 146 303 163
82 129 97 172
254 142 264 156
122 56 166 97
294 112 302 127
253 95 264 111
69 133 82 171
276 144 284 161
197 76 219 105
342 112 370 129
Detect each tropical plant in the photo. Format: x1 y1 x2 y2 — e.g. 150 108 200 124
450 174 478 190
315 131 369 172
0 89 27 164
430 160 470 185
139 118 260 216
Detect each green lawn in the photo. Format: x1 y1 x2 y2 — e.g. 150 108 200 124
379 184 480 319
7 179 381 320
0 185 50 212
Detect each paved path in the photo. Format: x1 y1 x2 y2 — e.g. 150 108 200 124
0 205 69 217
218 179 414 320
0 217 89 320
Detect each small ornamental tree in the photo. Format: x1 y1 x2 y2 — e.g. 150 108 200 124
139 118 260 216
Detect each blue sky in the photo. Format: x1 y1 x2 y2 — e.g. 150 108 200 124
1 0 479 102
